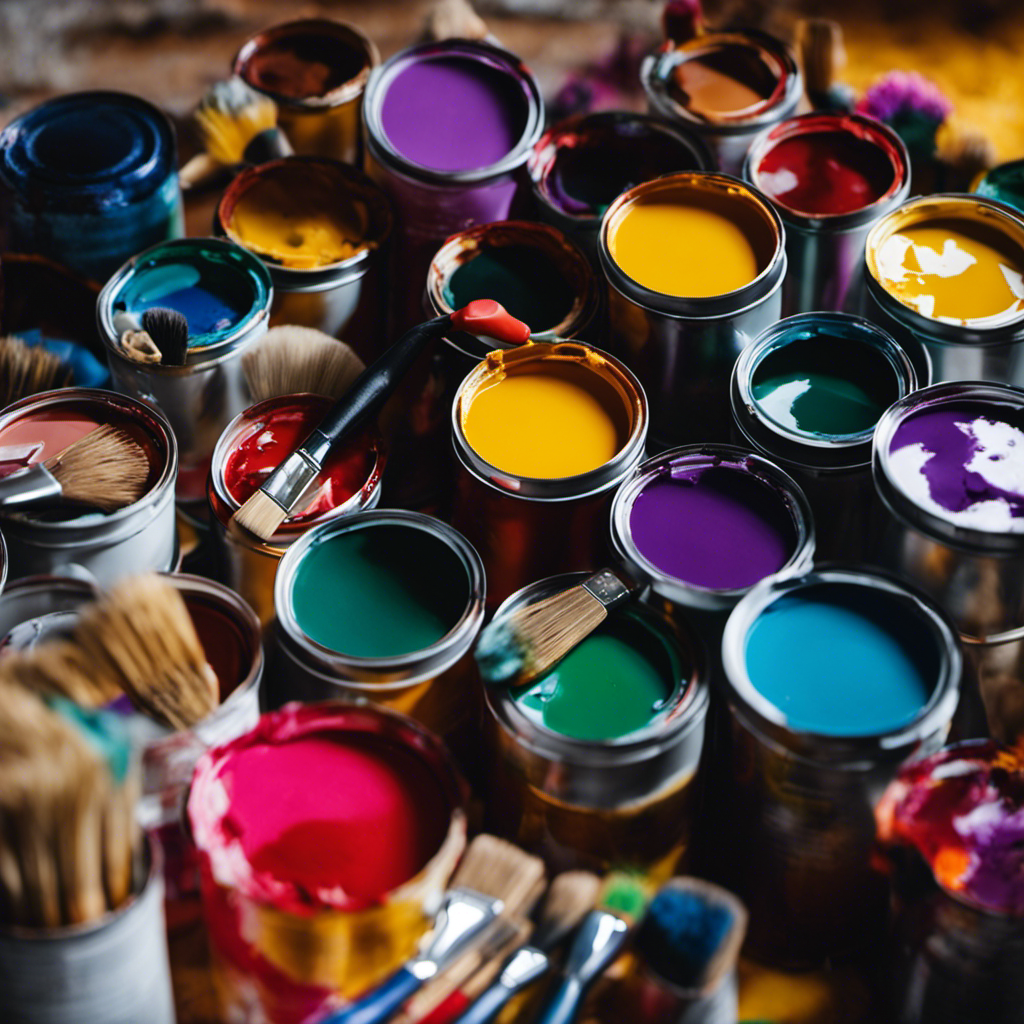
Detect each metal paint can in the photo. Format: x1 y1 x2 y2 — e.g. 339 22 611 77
0 575 97 651
0 91 183 283
215 157 393 364
598 172 786 447
362 39 544 329
0 389 177 585
864 194 1024 387
719 566 961 968
483 572 709 878
97 237 273 501
731 312 918 561
641 30 801 176
743 113 911 315
233 18 380 164
208 394 385 627
527 111 713 262
972 157 1024 216
0 839 175 1024
451 341 648 610
272 511 485 756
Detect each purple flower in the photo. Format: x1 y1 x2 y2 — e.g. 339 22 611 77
857 71 953 125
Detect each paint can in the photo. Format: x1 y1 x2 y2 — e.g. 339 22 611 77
451 341 648 610
527 111 713 262
0 530 6 599
718 566 961 968
97 237 273 502
0 838 175 1024
0 389 178 585
731 312 918 561
188 702 467 1024
872 381 1024 737
0 575 97 650
972 158 1024 216
233 18 380 164
598 172 786 447
208 394 385 627
0 92 183 283
362 39 544 329
483 572 709 878
864 194 1024 387
743 113 911 315
215 157 393 364
640 30 801 176
272 511 485 758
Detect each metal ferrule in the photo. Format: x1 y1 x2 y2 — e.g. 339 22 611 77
582 570 633 610
415 887 502 972
261 446 325 513
498 946 550 990
561 910 630 980
0 464 60 508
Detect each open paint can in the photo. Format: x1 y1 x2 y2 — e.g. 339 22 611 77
873 381 1024 737
641 29 801 176
744 113 910 315
973 158 1024 215
0 575 97 650
732 312 918 561
234 18 379 164
98 237 273 501
599 172 786 446
0 389 177 585
528 111 713 261
188 702 467 1024
0 91 183 283
864 194 1024 387
216 157 392 363
0 838 174 1024
209 394 385 627
484 572 709 878
362 39 544 329
272 511 485 759
451 341 647 609
719 566 961 968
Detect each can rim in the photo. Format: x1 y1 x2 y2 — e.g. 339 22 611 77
609 444 816 613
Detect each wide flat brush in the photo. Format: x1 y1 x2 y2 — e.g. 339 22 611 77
0 423 150 512
0 334 73 406
234 300 530 541
242 326 366 403
193 78 293 168
321 835 546 1024
475 569 640 689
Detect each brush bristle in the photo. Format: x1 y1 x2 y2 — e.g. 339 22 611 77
0 335 72 407
597 872 650 925
73 574 219 730
44 424 150 511
232 487 290 541
196 79 278 165
141 307 189 366
533 871 602 950
481 584 609 687
242 326 366 403
453 834 547 911
0 643 124 707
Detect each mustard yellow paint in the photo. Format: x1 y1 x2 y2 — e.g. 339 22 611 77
874 219 1024 324
228 172 369 269
462 370 622 478
608 188 766 297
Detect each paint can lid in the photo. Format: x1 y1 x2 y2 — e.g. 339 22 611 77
0 91 176 209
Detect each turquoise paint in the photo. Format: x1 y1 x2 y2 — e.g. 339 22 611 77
744 583 937 736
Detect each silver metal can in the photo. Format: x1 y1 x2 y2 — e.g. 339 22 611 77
0 839 175 1024
97 237 273 502
718 566 962 968
0 389 178 586
640 29 802 176
598 172 786 447
731 312 919 561
0 575 97 651
743 113 911 315
864 194 1024 387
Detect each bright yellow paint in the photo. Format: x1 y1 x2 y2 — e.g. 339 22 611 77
462 370 622 478
874 220 1024 324
608 192 763 297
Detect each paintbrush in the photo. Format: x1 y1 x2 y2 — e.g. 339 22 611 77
474 569 640 689
194 78 293 167
141 307 190 367
532 872 649 1024
449 871 602 1024
233 299 531 541
0 424 150 512
321 834 546 1024
242 326 366 403
0 334 73 406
